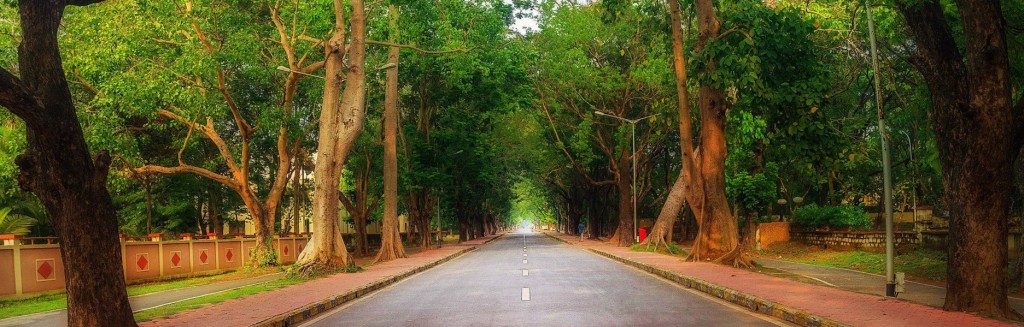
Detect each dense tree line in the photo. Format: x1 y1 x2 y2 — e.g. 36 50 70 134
1 0 1023 324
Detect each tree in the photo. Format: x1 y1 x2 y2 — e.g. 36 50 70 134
0 0 137 325
535 1 672 246
375 4 407 263
338 142 383 257
295 0 369 273
896 0 1023 319
133 1 319 267
642 0 693 250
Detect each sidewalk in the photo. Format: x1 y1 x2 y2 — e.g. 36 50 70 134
142 233 504 327
0 272 284 327
755 257 1024 313
545 232 1015 327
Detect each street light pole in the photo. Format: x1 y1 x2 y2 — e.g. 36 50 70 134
865 0 897 297
902 131 918 234
595 111 658 244
632 122 637 243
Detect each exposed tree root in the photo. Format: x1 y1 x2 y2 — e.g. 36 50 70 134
374 240 406 264
711 246 754 268
292 232 354 278
639 229 681 255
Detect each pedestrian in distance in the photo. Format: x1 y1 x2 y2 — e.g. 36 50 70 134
578 222 585 241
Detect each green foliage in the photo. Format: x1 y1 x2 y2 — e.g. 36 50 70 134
791 204 872 231
0 207 35 235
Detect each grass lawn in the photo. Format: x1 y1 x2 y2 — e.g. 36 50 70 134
629 242 689 259
758 242 947 283
133 277 304 321
0 270 278 319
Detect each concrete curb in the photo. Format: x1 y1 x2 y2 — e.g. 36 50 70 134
588 248 851 327
254 234 505 327
541 232 572 245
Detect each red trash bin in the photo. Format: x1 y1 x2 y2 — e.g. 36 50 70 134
638 228 647 242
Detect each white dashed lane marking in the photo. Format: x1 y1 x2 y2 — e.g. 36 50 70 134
522 287 530 301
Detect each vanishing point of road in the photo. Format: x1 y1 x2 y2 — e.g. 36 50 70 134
302 231 789 327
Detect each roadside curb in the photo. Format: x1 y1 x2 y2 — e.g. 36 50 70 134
542 232 571 244
588 248 850 327
255 244 479 327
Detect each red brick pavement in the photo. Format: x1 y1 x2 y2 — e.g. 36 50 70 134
142 233 504 327
546 232 1014 327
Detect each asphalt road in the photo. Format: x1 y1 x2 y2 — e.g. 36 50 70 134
303 231 787 327
0 272 283 327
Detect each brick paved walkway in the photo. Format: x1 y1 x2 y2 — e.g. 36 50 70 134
546 232 1015 327
142 234 503 327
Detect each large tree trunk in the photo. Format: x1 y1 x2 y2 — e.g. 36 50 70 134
296 0 368 272
1 1 137 325
643 0 692 250
897 0 1022 319
682 0 749 267
239 189 277 266
376 6 407 263
353 211 369 256
689 81 746 266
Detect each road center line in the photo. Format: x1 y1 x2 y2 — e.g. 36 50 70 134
521 287 530 301
522 269 529 276
523 259 527 264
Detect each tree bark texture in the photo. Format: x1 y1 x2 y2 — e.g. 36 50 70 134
643 0 693 250
376 6 408 263
296 0 369 272
897 0 1022 318
1 1 137 325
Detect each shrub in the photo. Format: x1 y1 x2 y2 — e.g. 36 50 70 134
791 204 872 231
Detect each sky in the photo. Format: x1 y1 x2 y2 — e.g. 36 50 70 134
507 0 540 34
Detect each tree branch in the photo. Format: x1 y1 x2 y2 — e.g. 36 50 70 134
0 68 42 126
157 109 243 178
365 40 477 54
136 164 240 190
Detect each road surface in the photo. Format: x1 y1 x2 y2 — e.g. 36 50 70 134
303 231 787 327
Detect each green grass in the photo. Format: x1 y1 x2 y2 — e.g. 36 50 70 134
126 273 236 296
0 293 66 319
760 243 947 282
133 277 304 321
629 242 689 258
0 271 276 319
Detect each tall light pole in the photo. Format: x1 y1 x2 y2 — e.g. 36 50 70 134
276 63 395 79
902 131 918 234
865 0 897 297
594 111 658 243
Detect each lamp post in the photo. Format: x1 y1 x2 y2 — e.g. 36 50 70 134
777 198 788 221
275 63 396 79
865 0 897 297
901 131 918 234
594 111 658 243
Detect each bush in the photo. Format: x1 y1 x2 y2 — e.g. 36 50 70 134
791 204 872 231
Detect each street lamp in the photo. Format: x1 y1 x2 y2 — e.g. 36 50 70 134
594 110 659 243
777 198 788 221
901 131 918 234
275 63 397 79
276 66 324 79
866 0 898 297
